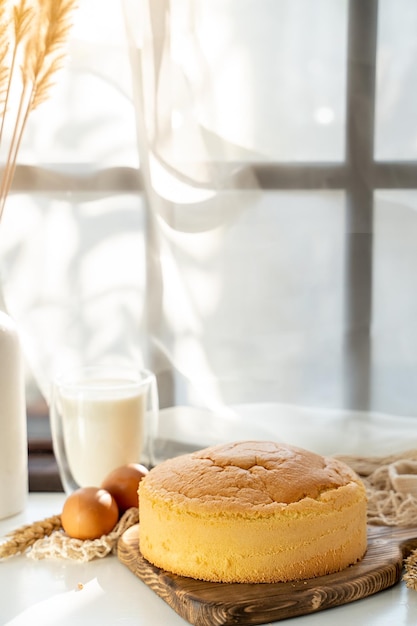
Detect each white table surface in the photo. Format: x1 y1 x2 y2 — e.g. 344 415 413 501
1 493 417 626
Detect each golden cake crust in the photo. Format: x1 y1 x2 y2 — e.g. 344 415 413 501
138 440 367 583
141 440 362 512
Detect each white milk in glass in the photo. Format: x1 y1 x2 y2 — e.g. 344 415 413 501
61 379 146 487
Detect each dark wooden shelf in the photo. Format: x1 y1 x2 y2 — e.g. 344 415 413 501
27 403 63 492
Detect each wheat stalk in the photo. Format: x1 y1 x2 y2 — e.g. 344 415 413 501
0 514 62 559
0 2 12 123
0 0 77 223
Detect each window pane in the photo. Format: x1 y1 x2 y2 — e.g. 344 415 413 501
373 190 417 415
166 0 348 163
18 0 137 169
375 0 417 160
154 190 346 409
1 191 146 401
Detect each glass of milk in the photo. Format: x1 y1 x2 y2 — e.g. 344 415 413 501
50 365 158 493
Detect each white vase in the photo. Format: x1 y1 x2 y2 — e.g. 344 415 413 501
0 308 28 519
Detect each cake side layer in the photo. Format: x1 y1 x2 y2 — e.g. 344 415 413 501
139 483 367 583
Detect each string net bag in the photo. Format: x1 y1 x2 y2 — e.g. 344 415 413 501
339 449 417 589
0 507 138 563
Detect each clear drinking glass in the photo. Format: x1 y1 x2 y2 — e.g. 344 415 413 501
50 365 158 493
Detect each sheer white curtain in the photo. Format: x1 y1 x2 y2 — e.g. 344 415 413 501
2 0 417 459
122 0 417 457
0 1 145 398
123 0 346 405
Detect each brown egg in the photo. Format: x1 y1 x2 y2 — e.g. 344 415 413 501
62 487 119 540
100 463 149 513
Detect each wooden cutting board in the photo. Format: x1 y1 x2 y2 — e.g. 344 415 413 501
117 524 417 626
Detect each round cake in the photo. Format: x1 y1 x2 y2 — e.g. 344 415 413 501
138 440 367 583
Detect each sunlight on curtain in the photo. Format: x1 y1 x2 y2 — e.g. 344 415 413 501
0 0 144 403
122 0 417 456
123 0 349 410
